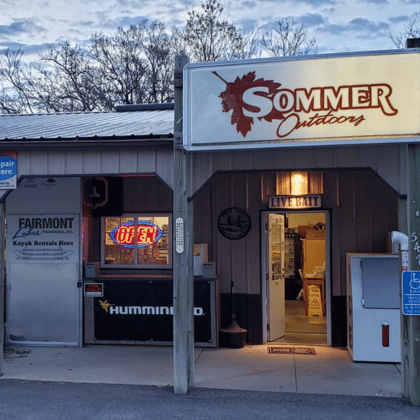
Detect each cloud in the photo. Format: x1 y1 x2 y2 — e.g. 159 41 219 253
240 1 257 7
388 15 411 24
318 18 388 37
296 14 326 28
293 0 337 5
0 41 54 56
0 19 46 38
358 0 388 4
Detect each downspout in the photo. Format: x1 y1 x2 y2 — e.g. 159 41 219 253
391 231 409 271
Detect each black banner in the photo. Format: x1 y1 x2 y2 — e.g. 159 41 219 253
94 279 212 343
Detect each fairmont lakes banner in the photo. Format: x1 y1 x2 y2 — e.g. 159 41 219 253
183 50 420 151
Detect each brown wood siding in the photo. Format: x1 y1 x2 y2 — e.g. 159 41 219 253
194 169 399 298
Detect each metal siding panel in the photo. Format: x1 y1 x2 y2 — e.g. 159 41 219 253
47 151 66 175
355 171 372 253
82 151 101 174
355 145 379 169
230 173 248 294
192 153 213 196
376 145 401 194
334 146 358 168
156 149 174 190
137 150 157 173
271 148 296 170
231 151 253 171
29 151 49 175
119 150 138 174
252 150 275 170
338 171 357 296
209 152 233 172
193 181 214 261
246 173 262 295
100 150 120 173
215 173 233 294
17 151 30 177
65 151 83 174
313 147 336 169
294 148 314 169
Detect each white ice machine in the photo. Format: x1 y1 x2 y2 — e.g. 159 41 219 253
346 253 401 362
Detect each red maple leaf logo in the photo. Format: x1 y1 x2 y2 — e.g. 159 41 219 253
213 71 284 137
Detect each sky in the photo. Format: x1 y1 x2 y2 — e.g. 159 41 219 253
0 0 420 60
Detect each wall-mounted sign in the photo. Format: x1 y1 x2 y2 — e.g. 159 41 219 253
402 271 420 315
218 207 251 240
184 50 420 151
269 195 321 209
110 220 162 248
0 152 17 189
94 279 212 343
84 283 104 297
7 214 79 263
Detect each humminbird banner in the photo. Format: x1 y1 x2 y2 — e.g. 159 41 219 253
94 279 212 343
183 50 420 151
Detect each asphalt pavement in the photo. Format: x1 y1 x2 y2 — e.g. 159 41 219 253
0 379 418 420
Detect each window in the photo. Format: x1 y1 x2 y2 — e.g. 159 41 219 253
102 214 171 268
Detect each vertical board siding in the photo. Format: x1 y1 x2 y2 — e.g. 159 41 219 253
100 150 120 174
65 151 84 174
16 148 173 188
194 168 399 304
246 173 264 295
29 151 49 174
355 172 373 253
119 150 138 173
191 144 407 197
46 151 66 174
230 173 248 295
214 173 233 294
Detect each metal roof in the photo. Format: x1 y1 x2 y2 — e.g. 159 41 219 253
0 107 174 143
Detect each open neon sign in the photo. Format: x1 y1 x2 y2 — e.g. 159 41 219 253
110 220 163 248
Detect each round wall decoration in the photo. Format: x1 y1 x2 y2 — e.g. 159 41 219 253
218 207 252 240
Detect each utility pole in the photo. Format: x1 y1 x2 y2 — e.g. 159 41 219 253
173 55 194 394
405 143 420 406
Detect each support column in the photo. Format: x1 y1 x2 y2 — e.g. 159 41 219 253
405 143 420 405
173 55 194 394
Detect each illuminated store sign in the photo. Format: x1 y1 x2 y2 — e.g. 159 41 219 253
184 51 420 151
269 195 321 209
110 221 162 248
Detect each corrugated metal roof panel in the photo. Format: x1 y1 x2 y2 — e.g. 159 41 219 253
0 110 174 140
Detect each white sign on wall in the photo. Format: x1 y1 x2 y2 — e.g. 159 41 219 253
7 214 79 263
184 50 420 151
0 152 17 189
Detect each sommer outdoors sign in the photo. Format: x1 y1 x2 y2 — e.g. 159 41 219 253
183 50 420 151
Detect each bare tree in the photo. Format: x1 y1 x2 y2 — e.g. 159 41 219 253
176 0 259 62
261 17 317 57
41 42 105 112
0 10 319 114
388 13 420 49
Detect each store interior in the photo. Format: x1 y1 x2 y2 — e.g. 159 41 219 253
273 212 327 346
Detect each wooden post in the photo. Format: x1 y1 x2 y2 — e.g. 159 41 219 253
405 143 420 405
173 55 194 394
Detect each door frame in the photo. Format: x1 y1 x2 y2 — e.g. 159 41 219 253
261 210 331 345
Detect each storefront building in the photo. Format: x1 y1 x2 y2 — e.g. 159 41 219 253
0 49 417 357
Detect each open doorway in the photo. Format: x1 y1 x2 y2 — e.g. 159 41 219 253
262 211 328 345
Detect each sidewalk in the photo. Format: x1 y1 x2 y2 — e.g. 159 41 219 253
1 344 402 397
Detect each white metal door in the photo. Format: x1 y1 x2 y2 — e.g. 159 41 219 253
6 214 81 346
266 213 286 341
